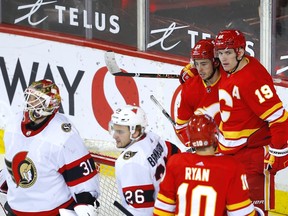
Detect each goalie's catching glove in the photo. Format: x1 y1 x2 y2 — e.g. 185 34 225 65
179 63 198 84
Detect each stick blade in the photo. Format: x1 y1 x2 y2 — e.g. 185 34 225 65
104 51 121 74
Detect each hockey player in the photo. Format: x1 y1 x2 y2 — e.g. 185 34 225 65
109 105 181 216
2 79 100 216
154 114 256 216
176 39 223 146
214 29 288 215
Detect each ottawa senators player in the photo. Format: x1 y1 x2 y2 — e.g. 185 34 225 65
176 39 224 146
2 79 100 216
215 29 288 215
109 105 181 216
154 114 256 216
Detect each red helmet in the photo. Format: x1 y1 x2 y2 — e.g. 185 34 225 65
191 39 215 61
187 114 219 148
214 29 246 51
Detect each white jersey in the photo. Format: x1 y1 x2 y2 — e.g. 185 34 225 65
115 132 180 216
3 112 100 215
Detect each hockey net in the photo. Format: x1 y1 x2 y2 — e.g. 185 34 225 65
85 139 124 216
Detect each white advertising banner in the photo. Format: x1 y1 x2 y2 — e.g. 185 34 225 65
0 32 183 147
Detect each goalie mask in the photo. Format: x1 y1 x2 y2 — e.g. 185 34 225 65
109 105 148 140
187 114 219 148
23 79 61 124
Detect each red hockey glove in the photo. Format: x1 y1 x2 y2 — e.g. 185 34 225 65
264 146 288 174
176 126 190 147
179 63 198 84
264 151 275 171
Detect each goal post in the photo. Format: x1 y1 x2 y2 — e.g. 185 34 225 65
85 139 124 216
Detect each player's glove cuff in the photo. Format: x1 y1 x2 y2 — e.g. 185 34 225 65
269 146 288 157
264 146 288 174
176 125 190 147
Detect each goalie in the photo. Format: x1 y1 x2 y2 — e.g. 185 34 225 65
1 79 100 216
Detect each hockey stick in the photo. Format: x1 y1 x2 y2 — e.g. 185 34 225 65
150 95 176 126
150 95 195 152
105 51 288 86
104 51 180 79
113 201 133 216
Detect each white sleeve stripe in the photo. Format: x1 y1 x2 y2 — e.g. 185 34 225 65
265 108 285 122
227 203 255 216
154 199 175 212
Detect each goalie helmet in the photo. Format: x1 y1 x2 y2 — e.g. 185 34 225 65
191 39 215 61
214 29 246 51
23 79 61 123
110 105 148 135
187 114 219 148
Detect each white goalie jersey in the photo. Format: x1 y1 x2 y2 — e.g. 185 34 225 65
3 112 100 215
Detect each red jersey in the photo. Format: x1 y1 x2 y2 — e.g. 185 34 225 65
176 70 224 129
153 152 256 216
218 56 288 154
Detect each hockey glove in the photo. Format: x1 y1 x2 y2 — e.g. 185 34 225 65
179 63 198 84
264 146 288 174
264 151 275 171
270 155 288 174
176 126 190 147
74 203 99 216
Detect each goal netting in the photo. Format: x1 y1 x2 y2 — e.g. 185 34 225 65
85 139 124 216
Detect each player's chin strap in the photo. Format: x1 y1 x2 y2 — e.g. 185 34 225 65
125 132 146 149
269 146 288 157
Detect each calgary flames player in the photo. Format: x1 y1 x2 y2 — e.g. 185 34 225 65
2 79 100 216
154 114 256 216
215 29 288 215
176 39 223 146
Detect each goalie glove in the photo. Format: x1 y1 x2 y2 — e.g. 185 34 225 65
59 202 99 216
74 203 99 216
179 63 198 84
